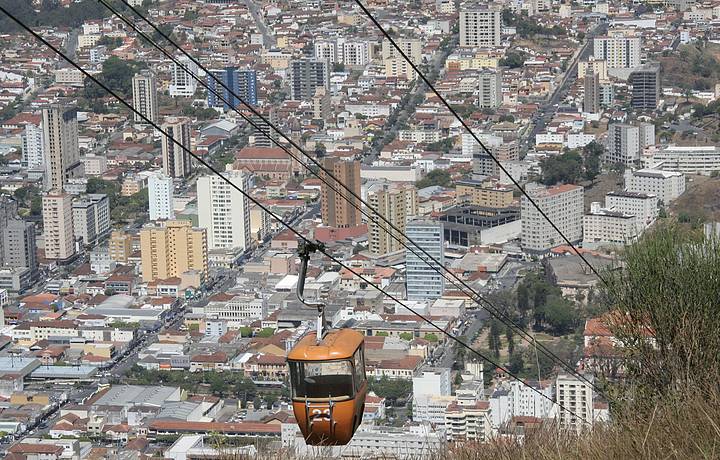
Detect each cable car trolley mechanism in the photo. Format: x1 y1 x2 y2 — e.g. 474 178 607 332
287 241 368 446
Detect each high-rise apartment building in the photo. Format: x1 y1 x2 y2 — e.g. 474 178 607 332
42 104 82 192
342 41 370 67
167 55 198 97
0 197 37 272
477 68 502 108
248 109 279 148
207 67 258 110
367 184 418 255
314 40 338 65
312 87 331 121
21 122 44 169
140 220 208 282
584 72 600 114
578 56 608 81
72 194 110 246
169 55 199 97
630 63 661 110
405 219 445 301
605 123 653 166
131 71 159 124
161 117 192 178
148 172 175 221
290 58 330 101
42 192 76 262
320 158 361 228
197 169 251 251
382 38 422 80
109 230 132 264
593 34 641 69
555 374 594 432
459 6 501 48
521 184 583 253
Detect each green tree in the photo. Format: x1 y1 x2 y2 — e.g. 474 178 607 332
499 51 526 68
417 169 452 188
517 284 530 313
488 320 501 358
508 352 524 374
543 295 579 335
256 328 275 338
424 333 438 342
540 151 583 185
399 332 413 341
506 327 515 355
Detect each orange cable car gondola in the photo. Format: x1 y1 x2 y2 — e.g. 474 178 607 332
287 241 368 446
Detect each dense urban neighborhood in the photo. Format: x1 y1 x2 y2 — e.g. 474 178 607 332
0 0 718 458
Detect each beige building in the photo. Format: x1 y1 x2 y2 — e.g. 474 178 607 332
42 104 83 192
460 6 501 48
140 220 208 282
320 158 361 228
456 182 513 208
42 192 76 262
162 117 192 178
521 184 583 253
382 38 422 80
109 231 132 263
312 87 331 121
367 183 418 255
131 71 159 125
444 401 494 442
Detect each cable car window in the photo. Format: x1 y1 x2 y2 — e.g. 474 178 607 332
353 348 366 392
289 360 355 399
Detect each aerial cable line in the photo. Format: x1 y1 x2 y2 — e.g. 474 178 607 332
352 0 608 286
0 6 590 424
102 0 606 398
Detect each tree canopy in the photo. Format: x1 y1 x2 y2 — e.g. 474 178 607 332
417 169 452 188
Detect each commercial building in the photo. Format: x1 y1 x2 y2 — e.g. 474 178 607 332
72 194 110 246
592 34 641 69
624 168 685 203
162 117 192 178
289 58 329 101
208 67 258 109
367 183 418 255
477 68 502 108
204 294 268 328
42 104 82 192
131 71 159 125
456 181 514 208
405 219 445 301
140 220 208 282
460 6 501 48
42 192 76 262
148 172 175 221
521 184 583 253
169 55 199 97
320 158 361 228
439 205 520 247
583 203 639 247
197 169 251 251
630 64 661 110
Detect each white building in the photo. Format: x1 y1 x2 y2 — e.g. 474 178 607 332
197 168 251 251
72 194 110 247
169 55 199 97
554 374 594 432
477 68 502 108
521 184 584 253
593 34 641 69
489 380 554 429
605 191 658 229
605 123 653 166
445 401 494 442
652 145 720 175
21 122 44 169
625 168 686 204
583 203 639 247
148 173 175 221
314 40 337 65
342 41 370 67
460 6 501 47
204 294 268 328
412 368 452 423
405 219 445 301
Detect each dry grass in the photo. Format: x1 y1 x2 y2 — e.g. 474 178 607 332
670 175 720 221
